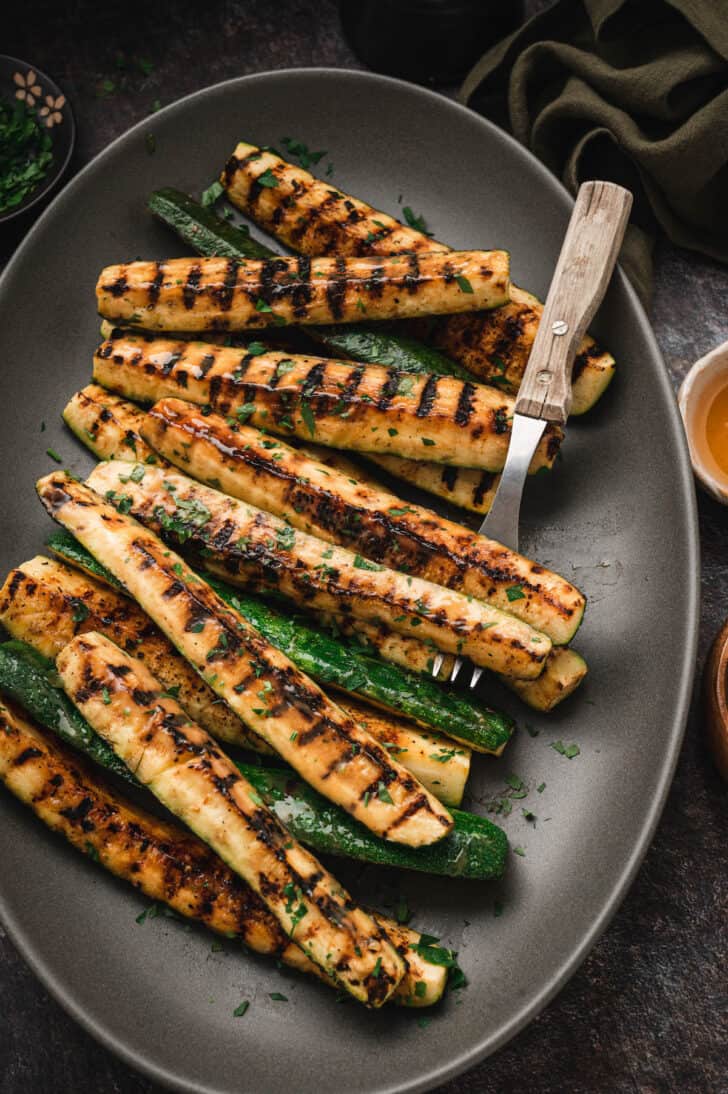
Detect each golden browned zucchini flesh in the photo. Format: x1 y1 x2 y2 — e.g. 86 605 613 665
0 697 446 1006
36 472 453 848
0 555 269 754
221 142 615 414
0 555 467 802
93 333 562 473
63 383 164 465
86 460 553 679
0 696 317 968
96 251 510 333
58 631 406 1006
367 454 501 515
142 398 584 644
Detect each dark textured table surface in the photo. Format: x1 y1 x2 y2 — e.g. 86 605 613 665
2 4 726 1093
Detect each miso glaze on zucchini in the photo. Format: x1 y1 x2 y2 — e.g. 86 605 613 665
93 332 562 473
96 251 510 333
36 472 454 847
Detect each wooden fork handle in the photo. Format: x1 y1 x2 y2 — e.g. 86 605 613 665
515 180 633 424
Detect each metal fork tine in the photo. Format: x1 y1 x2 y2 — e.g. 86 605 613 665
469 667 484 689
431 653 444 678
449 657 463 682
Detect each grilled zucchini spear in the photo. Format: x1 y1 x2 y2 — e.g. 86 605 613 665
0 639 504 879
221 141 615 414
59 388 583 711
86 460 552 680
44 531 514 754
58 631 406 1005
36 473 454 847
0 696 449 1006
0 556 470 804
96 250 510 333
93 333 562 473
142 398 584 644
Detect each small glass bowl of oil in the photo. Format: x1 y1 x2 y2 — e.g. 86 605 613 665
678 340 728 503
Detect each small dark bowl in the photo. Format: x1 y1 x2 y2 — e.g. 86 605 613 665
0 55 75 225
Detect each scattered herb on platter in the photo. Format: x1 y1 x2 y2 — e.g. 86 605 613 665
0 99 54 213
402 205 433 237
551 740 580 759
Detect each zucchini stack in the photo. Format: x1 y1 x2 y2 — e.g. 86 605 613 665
0 140 607 1011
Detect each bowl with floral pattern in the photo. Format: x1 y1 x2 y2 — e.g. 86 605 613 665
0 55 75 224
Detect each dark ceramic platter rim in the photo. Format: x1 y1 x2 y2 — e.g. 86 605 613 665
0 69 699 1094
0 55 76 223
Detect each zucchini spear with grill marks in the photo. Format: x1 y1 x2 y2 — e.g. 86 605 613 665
57 631 406 1005
86 461 552 680
96 251 510 333
93 334 562 473
142 398 584 644
36 473 454 847
0 556 471 804
45 531 513 754
221 141 615 415
0 640 504 878
0 697 449 1006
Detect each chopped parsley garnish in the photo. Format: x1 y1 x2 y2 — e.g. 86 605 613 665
537 782 546 793
276 525 296 550
396 375 415 396
280 137 326 170
353 555 384 571
377 781 393 804
402 206 433 236
105 490 133 514
70 598 90 623
269 992 288 1001
505 584 525 602
101 687 111 705
135 903 160 924
388 506 415 517
455 275 474 294
233 1000 250 1017
201 180 224 206
300 400 316 438
421 437 436 446
256 168 279 188
84 842 100 863
0 100 53 213
255 298 273 313
46 448 62 463
246 341 267 356
551 740 580 759
236 402 257 422
513 846 526 857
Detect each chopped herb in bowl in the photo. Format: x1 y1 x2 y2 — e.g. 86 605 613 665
0 99 53 213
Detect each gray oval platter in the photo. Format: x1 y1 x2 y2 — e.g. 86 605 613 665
0 69 699 1094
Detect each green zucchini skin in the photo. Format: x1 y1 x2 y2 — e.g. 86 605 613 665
241 763 507 880
46 530 514 754
0 638 506 880
0 641 132 782
148 188 274 260
148 188 469 380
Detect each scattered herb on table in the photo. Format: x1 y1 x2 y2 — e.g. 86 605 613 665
0 99 54 213
551 740 580 759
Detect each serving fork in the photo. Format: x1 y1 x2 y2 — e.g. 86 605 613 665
432 180 633 687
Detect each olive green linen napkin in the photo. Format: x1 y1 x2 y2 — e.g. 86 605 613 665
460 0 728 305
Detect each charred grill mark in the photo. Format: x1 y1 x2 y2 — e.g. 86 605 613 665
473 472 496 507
364 265 385 299
213 259 240 311
13 747 42 766
454 382 476 426
325 257 348 320
160 351 182 377
131 687 157 707
415 374 438 418
291 256 313 318
223 154 244 187
105 275 128 298
183 266 202 310
60 795 94 828
147 263 165 306
289 190 343 248
300 362 326 401
384 793 448 836
344 366 365 397
441 466 458 491
377 368 401 411
404 253 421 293
258 257 289 306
